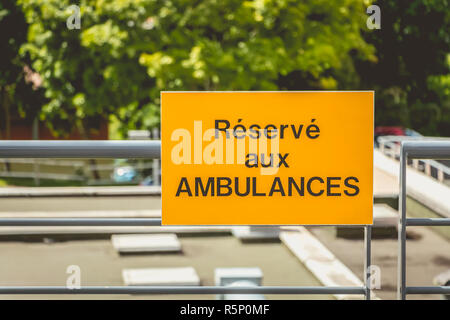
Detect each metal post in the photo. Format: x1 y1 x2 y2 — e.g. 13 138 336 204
32 117 40 186
397 147 407 300
364 225 372 300
424 162 431 176
437 168 444 182
152 128 160 185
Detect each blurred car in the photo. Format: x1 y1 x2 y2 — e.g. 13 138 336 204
404 128 423 137
374 126 422 147
375 126 405 137
139 176 154 186
112 160 138 183
374 126 404 148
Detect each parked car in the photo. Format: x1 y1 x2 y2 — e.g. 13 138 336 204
139 176 154 186
112 160 138 183
374 126 422 147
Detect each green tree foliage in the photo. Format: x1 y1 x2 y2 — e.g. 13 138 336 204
0 0 44 139
357 0 450 136
19 0 151 136
19 0 374 137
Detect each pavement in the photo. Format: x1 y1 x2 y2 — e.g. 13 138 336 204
309 225 449 300
0 235 332 300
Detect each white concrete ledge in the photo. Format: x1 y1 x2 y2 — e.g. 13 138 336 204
112 234 181 253
373 204 397 227
0 186 161 197
123 267 200 286
374 149 450 218
280 227 373 300
232 226 280 240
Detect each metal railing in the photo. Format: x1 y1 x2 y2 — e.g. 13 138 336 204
397 140 450 299
0 140 372 299
0 141 159 186
378 136 450 183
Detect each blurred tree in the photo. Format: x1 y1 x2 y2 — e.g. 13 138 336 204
19 0 374 137
0 0 44 140
19 0 152 137
356 0 450 136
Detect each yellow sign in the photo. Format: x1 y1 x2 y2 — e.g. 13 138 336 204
161 91 373 225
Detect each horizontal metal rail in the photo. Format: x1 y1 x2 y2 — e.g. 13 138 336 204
0 218 162 226
0 219 372 228
0 158 85 166
0 286 366 295
402 140 450 159
0 140 161 159
378 137 450 183
406 218 450 226
405 286 450 295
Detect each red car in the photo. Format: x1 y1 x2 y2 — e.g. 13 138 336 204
374 126 422 147
375 126 405 137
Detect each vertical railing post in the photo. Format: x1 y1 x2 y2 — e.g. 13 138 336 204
397 145 407 300
437 168 444 182
152 128 161 185
32 116 40 186
424 162 431 176
380 141 385 154
364 225 372 300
